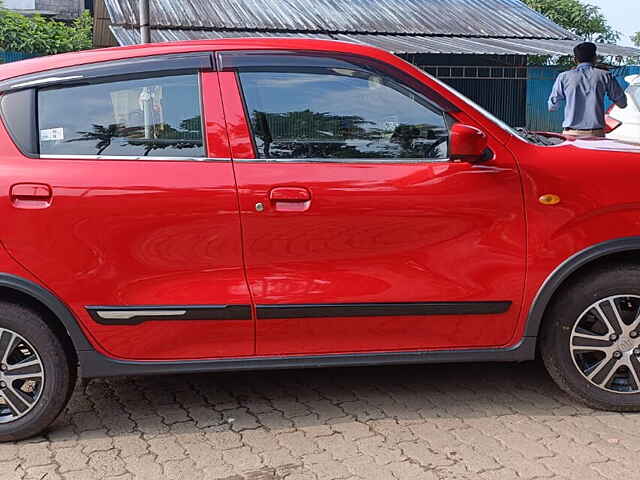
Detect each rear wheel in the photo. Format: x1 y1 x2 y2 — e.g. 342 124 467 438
0 303 74 441
541 265 640 411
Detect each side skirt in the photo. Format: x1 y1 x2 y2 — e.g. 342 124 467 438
79 337 536 378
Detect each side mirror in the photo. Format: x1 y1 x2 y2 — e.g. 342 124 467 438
449 124 490 163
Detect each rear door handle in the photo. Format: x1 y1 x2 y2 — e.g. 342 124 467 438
10 183 53 209
268 187 311 212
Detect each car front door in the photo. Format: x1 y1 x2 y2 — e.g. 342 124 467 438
0 55 253 360
220 51 526 356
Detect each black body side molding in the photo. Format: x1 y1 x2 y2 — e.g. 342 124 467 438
525 236 640 337
256 301 511 319
87 305 252 325
78 338 536 378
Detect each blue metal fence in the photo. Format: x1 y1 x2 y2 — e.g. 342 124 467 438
527 65 640 132
0 51 40 63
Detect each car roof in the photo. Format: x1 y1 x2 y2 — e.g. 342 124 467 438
0 37 394 83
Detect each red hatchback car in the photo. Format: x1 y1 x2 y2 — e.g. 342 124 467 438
1 38 640 440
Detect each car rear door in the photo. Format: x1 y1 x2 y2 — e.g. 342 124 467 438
219 50 526 356
0 53 253 360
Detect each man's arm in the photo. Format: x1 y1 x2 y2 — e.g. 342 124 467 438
548 74 565 112
606 73 628 109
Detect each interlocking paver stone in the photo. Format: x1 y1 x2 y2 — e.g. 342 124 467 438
2 361 629 479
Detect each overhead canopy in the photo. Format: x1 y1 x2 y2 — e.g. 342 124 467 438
335 34 640 57
98 0 640 57
108 27 640 57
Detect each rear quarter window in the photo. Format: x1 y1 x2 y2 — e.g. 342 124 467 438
0 89 38 156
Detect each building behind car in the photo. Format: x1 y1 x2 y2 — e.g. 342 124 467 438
92 0 640 129
3 0 88 19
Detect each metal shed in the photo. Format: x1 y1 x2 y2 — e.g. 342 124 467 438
93 0 640 127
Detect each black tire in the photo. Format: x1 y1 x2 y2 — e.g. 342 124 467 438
0 302 75 441
541 263 640 411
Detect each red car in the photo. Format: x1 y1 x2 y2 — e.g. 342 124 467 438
1 38 640 440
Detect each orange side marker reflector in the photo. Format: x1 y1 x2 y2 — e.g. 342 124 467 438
539 194 561 206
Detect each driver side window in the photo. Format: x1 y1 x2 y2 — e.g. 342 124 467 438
239 69 450 161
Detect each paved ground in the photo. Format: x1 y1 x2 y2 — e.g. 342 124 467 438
1 360 639 480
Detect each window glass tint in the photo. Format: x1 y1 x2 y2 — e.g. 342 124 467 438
38 74 204 157
239 70 449 160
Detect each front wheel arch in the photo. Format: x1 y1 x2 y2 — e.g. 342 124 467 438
527 237 640 339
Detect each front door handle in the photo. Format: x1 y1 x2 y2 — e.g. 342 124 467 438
10 183 53 209
268 187 311 212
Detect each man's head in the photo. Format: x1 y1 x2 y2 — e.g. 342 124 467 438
574 42 598 64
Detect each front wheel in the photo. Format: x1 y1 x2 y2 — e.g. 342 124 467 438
541 264 640 411
0 303 74 441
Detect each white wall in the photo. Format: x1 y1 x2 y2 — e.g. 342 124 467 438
4 0 36 9
4 0 84 19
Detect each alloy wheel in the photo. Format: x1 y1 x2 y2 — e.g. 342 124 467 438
0 328 45 423
570 295 640 394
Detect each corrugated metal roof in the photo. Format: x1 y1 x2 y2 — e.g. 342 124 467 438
336 34 640 56
104 0 576 39
109 26 333 46
101 0 640 57
109 26 640 57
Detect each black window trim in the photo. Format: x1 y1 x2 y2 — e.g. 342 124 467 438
37 154 231 163
0 52 215 93
232 157 451 164
217 50 459 113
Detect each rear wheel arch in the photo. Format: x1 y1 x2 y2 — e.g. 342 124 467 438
0 274 91 366
527 237 640 338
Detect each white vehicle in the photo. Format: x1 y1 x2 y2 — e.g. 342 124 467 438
606 74 640 143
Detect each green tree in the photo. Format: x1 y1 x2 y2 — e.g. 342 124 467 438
0 6 93 55
523 0 620 43
632 32 640 47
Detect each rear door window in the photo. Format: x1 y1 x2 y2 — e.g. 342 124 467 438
38 73 204 158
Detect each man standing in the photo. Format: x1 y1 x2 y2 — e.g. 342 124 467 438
548 42 627 138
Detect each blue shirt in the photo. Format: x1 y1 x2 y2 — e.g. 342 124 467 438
548 63 627 130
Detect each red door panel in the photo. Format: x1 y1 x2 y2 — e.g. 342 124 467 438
235 157 525 355
0 71 253 360
221 72 526 355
